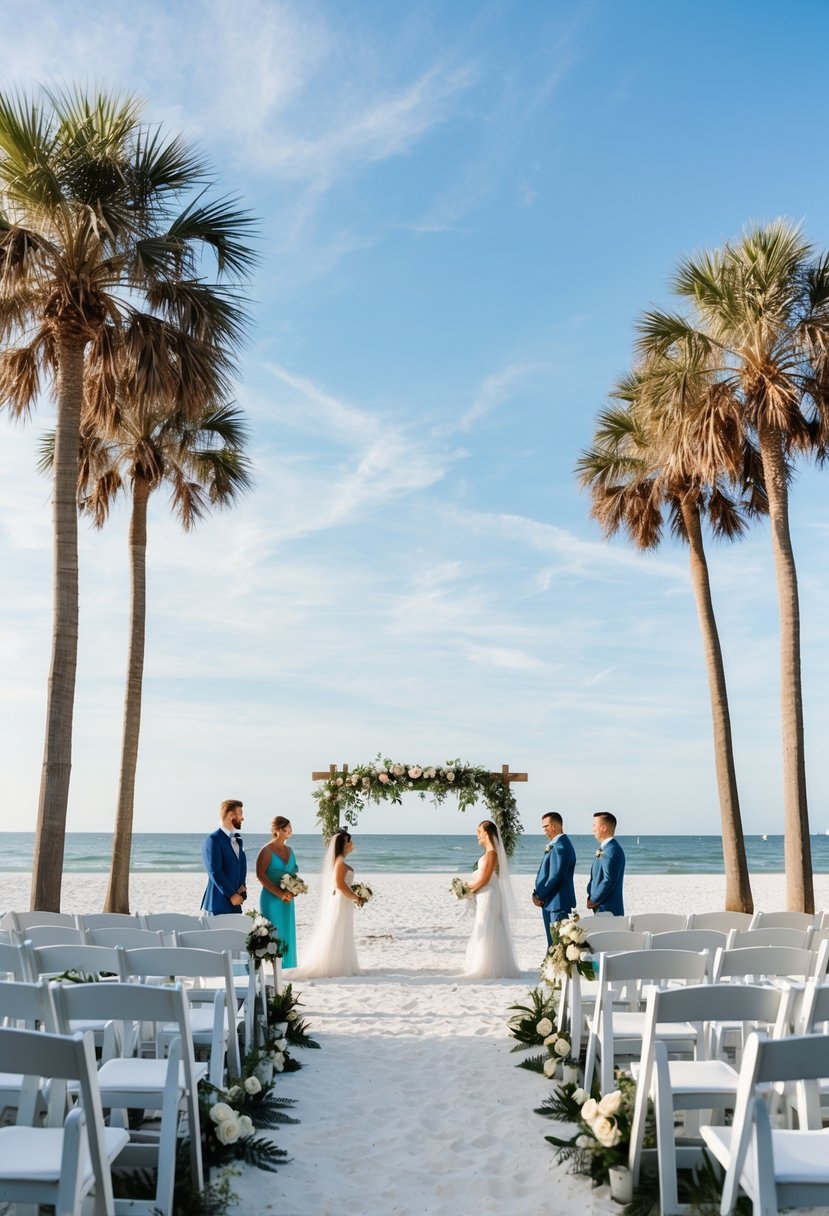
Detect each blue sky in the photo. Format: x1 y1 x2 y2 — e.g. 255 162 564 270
3 0 829 838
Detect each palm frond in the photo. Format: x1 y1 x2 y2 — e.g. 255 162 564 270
165 193 259 278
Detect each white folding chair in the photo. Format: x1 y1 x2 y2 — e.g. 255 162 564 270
651 929 730 957
701 1031 829 1215
712 942 828 986
584 948 709 1094
0 940 31 981
0 928 21 946
140 913 206 943
0 1025 129 1216
750 910 818 933
629 983 785 1214
7 910 76 931
0 978 60 1120
23 941 129 983
53 980 204 1216
176 927 262 1054
584 913 631 929
84 927 165 949
686 911 753 933
122 945 242 1081
23 924 84 947
731 927 809 950
203 912 250 930
560 931 650 1061
77 913 143 934
630 913 689 934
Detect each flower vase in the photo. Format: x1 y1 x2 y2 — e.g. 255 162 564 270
254 1059 274 1086
561 1063 580 1085
608 1164 633 1204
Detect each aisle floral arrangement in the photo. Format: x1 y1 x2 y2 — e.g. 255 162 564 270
245 910 286 969
540 912 594 984
506 987 560 1056
537 1075 645 1187
265 983 321 1070
313 755 522 855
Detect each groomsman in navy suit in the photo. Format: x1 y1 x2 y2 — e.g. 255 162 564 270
586 811 625 916
201 799 248 914
532 812 577 947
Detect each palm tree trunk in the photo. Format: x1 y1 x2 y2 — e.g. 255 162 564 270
758 424 813 912
682 501 753 912
104 475 150 914
30 334 86 912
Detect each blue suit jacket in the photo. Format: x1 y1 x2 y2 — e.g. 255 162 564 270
587 837 625 916
533 834 577 917
201 829 247 914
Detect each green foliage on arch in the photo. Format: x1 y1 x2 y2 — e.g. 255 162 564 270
313 757 523 856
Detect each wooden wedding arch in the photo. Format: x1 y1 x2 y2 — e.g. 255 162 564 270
311 760 527 855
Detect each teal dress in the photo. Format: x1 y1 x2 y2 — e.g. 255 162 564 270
259 848 298 968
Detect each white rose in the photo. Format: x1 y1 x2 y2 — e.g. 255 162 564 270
362 777 371 788
238 1115 255 1139
580 1098 598 1123
209 1102 235 1124
336 777 344 786
597 1091 623 1117
566 944 581 962
572 1088 588 1105
244 1076 262 1095
591 1116 622 1148
378 772 390 784
214 1115 242 1145
554 1037 571 1057
392 764 405 776
543 1034 556 1047
425 768 436 779
569 927 586 942
541 961 558 984
227 1086 243 1102
446 770 455 781
536 1018 553 1037
543 1057 558 1078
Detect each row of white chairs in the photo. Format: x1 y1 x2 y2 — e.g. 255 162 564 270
587 908 829 935
0 975 206 1216
0 909 248 944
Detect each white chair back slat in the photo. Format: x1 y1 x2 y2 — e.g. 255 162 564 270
22 925 84 947
8 910 77 931
83 926 165 949
76 913 142 934
686 910 753 933
629 913 688 934
750 910 819 932
731 926 809 949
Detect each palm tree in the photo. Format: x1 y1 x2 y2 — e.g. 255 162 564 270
0 88 255 909
42 399 252 912
577 367 761 912
637 220 829 911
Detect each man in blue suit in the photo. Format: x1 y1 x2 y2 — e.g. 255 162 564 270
586 811 625 916
201 799 247 914
532 812 577 947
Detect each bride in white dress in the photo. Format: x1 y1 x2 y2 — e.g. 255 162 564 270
293 829 364 978
464 820 521 978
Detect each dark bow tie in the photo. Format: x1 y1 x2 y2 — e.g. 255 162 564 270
234 833 243 846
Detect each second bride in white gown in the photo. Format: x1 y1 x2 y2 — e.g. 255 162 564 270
464 819 521 979
293 829 364 978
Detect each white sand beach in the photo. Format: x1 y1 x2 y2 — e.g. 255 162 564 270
3 868 829 1215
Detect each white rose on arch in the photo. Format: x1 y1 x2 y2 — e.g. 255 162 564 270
409 766 423 779
392 764 405 777
425 768 437 779
446 770 455 782
378 773 390 784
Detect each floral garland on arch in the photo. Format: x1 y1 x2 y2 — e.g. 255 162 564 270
313 756 523 856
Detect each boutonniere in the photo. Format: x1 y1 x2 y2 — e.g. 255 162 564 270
544 842 554 853
595 849 603 859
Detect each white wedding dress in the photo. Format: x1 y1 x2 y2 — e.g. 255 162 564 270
464 856 521 979
294 863 362 979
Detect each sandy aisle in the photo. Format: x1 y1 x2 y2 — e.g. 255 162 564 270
4 869 829 1214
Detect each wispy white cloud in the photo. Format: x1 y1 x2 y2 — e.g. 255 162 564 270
459 362 539 430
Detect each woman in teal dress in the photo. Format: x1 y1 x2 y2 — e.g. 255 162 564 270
257 816 298 968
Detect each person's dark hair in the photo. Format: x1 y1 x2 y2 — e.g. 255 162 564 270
220 799 243 817
333 829 352 859
594 811 617 832
542 812 563 829
479 820 500 845
271 816 291 835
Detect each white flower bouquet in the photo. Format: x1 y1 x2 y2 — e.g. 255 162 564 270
351 881 373 906
244 911 286 969
542 1074 642 1187
542 1030 573 1075
280 873 309 896
450 876 471 899
540 910 594 983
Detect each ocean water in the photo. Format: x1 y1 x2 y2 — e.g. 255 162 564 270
0 832 826 876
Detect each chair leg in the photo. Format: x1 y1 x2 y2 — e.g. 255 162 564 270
583 1024 597 1093
653 1043 681 1216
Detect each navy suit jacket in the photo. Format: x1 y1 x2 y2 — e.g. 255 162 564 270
533 834 577 917
587 837 625 916
201 829 247 914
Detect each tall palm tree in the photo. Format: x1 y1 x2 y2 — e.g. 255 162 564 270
42 400 252 912
637 220 829 911
577 368 761 912
0 88 255 909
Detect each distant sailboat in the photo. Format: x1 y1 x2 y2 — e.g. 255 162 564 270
762 834 769 841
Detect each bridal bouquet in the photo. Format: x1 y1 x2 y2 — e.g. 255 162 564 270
280 873 309 896
450 877 471 899
351 881 373 906
540 911 594 983
244 911 287 969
